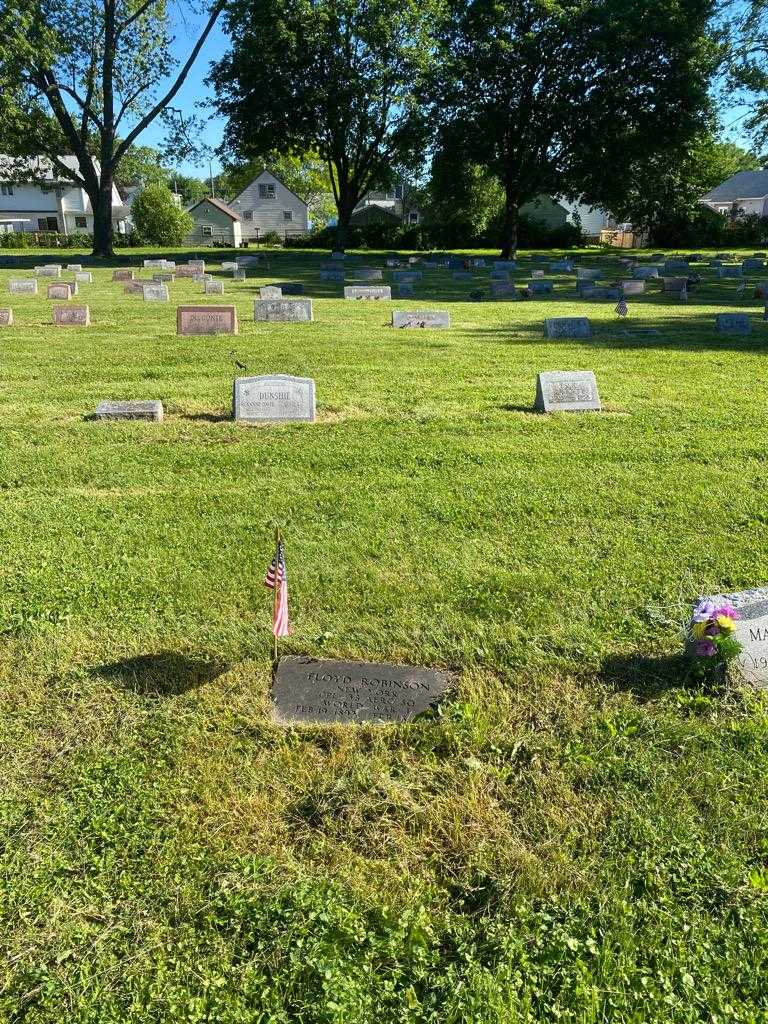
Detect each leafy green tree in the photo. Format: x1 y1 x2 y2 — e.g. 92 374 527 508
170 174 209 206
211 0 434 249
114 145 171 191
0 0 223 257
131 183 193 245
218 152 337 226
426 0 719 257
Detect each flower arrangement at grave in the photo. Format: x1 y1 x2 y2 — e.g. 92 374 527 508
690 599 742 678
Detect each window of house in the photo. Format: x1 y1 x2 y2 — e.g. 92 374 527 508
283 210 293 222
394 185 403 199
202 225 213 237
0 184 13 196
74 216 87 228
244 209 254 220
258 183 276 199
408 211 419 224
38 216 58 230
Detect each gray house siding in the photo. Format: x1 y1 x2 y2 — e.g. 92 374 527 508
184 198 242 248
229 171 309 240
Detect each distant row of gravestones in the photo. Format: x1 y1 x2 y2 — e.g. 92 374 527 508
91 369 601 426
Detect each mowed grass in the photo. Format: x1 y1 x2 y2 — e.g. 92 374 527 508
0 245 767 1022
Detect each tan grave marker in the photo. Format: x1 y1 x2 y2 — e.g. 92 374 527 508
112 269 134 281
0 309 13 326
53 305 90 326
176 305 238 335
47 282 73 300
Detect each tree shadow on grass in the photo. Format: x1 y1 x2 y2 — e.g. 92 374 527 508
95 652 227 696
600 653 692 702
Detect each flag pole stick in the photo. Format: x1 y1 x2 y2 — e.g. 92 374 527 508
272 527 281 667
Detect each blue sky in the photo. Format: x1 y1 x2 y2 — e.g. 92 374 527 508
135 6 758 180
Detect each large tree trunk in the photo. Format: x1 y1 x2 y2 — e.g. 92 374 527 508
91 176 115 258
499 187 518 260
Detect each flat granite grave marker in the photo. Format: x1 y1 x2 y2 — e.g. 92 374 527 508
75 271 93 283
535 370 601 412
10 279 38 295
66 264 83 273
355 268 384 282
53 305 90 326
715 312 751 335
320 269 345 282
633 266 659 279
272 656 455 724
392 310 450 328
254 299 313 322
143 283 169 302
112 269 134 282
35 266 61 277
717 265 743 279
0 308 13 326
205 280 224 295
392 271 421 283
233 374 315 423
344 286 392 300
621 280 645 296
397 283 415 297
175 266 198 279
491 282 519 299
581 285 620 300
528 279 554 294
544 316 592 339
124 281 145 295
260 286 283 299
153 273 175 283
177 305 238 335
576 268 602 281
273 283 304 295
689 587 768 688
549 260 573 272
94 400 163 422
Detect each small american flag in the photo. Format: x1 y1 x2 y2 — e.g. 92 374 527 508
615 295 628 317
264 539 290 637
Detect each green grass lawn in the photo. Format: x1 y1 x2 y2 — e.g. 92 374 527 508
0 245 766 1022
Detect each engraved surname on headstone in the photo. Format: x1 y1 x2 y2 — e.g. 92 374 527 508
544 316 592 339
392 310 450 329
621 280 645 296
344 286 392 300
176 305 238 335
272 656 455 724
535 370 601 412
53 305 90 326
233 374 316 423
254 299 313 322
260 286 283 299
94 400 163 422
0 308 13 326
10 279 38 295
75 271 93 283
143 283 169 301
689 588 768 688
112 269 134 281
205 280 224 294
715 312 751 335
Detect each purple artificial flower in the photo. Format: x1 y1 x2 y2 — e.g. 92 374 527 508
692 599 716 623
696 639 717 657
704 622 720 636
714 603 739 621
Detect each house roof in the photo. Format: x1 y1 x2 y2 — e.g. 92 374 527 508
0 154 96 182
230 169 309 210
188 196 241 221
701 170 768 202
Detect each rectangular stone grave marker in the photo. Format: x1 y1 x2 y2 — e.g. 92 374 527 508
397 284 415 297
53 305 90 326
715 312 751 335
663 261 690 275
124 281 145 295
47 282 73 300
528 279 554 294
144 259 165 268
75 271 93 283
94 400 163 422
177 305 238 335
392 310 450 329
663 277 688 295
535 370 601 412
689 587 768 688
581 286 620 300
143 283 169 302
205 280 224 294
576 268 602 281
544 316 592 339
743 259 765 271
175 266 198 278
620 280 645 296
549 261 573 272
344 286 392 300
112 269 134 281
9 279 38 295
35 266 61 277
491 282 519 299
718 266 743 278
392 271 421 283
0 308 13 326
254 299 313 322
66 264 83 273
272 656 455 724
490 270 510 282
355 268 384 281
233 270 246 281
153 273 175 283
423 260 438 269
260 286 283 299
221 262 238 271
274 283 304 295
320 269 345 281
633 266 659 279
233 374 315 423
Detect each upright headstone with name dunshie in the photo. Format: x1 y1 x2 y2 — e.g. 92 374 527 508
233 374 316 423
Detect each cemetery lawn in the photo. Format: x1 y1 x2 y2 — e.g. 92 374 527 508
1 245 767 1023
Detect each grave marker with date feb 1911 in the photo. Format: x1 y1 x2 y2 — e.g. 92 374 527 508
272 656 456 724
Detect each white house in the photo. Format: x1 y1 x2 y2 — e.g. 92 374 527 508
228 170 309 241
0 155 125 235
352 186 423 226
700 170 768 219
